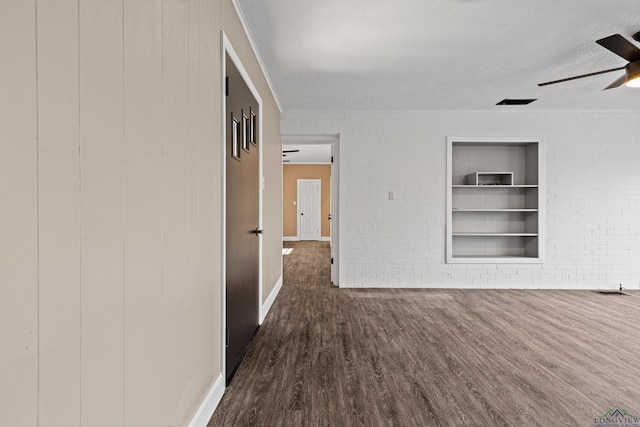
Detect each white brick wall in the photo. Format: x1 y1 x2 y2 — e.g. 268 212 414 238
281 111 640 289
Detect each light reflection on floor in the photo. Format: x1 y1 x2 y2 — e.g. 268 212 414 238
282 248 293 255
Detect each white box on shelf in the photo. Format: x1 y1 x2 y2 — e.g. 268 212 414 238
464 172 513 186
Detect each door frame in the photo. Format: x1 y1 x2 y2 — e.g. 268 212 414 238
281 134 340 285
297 179 321 241
221 32 263 383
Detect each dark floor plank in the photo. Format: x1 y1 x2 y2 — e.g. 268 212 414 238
208 241 640 427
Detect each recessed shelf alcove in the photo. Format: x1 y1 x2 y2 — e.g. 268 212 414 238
446 137 544 264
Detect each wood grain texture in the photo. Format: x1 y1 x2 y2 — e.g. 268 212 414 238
209 241 640 427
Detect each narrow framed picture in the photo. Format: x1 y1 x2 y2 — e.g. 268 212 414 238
250 108 257 146
231 115 241 160
242 110 250 152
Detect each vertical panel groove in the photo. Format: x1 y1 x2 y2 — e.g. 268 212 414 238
121 0 126 420
160 4 166 417
161 0 165 304
34 1 40 425
121 0 126 413
76 0 82 422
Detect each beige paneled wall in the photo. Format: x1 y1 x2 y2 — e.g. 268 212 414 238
79 0 126 425
122 0 164 425
0 2 38 426
261 101 286 300
0 0 281 426
37 0 82 425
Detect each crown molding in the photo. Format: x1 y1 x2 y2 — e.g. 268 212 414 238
231 0 282 112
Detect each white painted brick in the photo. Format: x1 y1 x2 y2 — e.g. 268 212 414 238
285 111 640 289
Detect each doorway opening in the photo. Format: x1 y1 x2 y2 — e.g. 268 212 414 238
281 134 339 285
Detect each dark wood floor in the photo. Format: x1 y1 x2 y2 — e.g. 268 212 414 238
209 241 640 426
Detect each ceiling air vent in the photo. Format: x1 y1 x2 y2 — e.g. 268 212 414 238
496 99 537 105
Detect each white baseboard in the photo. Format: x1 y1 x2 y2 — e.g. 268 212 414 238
284 236 331 242
187 373 225 427
260 276 283 324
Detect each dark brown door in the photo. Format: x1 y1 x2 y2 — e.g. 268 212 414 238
225 54 260 384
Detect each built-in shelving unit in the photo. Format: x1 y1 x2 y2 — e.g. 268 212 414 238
446 137 544 264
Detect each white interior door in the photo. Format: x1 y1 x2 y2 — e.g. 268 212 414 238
297 179 321 241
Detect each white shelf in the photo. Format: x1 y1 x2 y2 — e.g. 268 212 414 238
452 185 538 188
450 255 542 264
453 255 536 258
452 208 538 212
452 232 538 237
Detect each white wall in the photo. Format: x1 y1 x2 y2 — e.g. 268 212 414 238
282 111 640 289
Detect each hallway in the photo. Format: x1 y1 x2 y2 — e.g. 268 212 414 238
208 242 640 426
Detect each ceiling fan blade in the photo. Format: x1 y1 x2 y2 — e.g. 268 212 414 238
603 74 627 90
282 149 300 153
596 34 640 62
537 66 625 87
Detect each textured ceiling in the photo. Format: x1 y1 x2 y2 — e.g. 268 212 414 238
236 0 640 111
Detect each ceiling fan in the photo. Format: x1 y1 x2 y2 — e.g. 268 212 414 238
282 149 299 163
538 32 640 90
